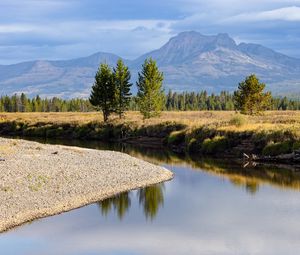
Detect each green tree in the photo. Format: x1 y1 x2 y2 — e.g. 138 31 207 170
90 63 116 122
113 59 132 119
136 58 164 119
234 74 271 115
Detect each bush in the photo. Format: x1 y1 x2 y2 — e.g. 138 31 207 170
229 114 246 127
188 126 217 144
187 138 201 153
140 122 186 138
293 141 300 151
167 131 185 146
262 141 292 156
201 136 228 154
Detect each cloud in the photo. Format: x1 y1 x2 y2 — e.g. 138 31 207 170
0 0 300 63
0 24 37 33
0 19 175 63
170 3 300 59
224 6 300 22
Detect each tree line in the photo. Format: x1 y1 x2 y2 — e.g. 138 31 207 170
1 90 299 113
1 90 300 113
0 94 93 112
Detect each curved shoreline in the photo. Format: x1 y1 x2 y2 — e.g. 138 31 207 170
0 137 173 233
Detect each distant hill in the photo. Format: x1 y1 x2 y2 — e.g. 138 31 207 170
1 31 300 98
0 52 122 98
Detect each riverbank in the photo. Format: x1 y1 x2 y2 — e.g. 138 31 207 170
0 111 300 162
0 137 173 232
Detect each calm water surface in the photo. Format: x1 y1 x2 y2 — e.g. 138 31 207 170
1 139 300 255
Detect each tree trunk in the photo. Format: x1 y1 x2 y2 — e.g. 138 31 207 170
103 110 108 122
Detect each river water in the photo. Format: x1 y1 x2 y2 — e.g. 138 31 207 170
1 139 300 255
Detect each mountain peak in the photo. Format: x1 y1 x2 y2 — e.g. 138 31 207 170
136 31 238 65
176 31 204 37
216 32 230 38
167 31 237 52
214 33 237 49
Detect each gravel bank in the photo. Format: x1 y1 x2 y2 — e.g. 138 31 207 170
0 137 173 232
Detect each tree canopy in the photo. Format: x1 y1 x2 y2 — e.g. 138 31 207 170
136 58 164 119
89 63 116 122
233 74 272 115
113 59 132 118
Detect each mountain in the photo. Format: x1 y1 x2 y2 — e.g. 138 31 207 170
131 32 300 93
0 52 122 98
1 31 300 98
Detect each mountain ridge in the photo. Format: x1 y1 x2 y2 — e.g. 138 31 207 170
1 31 300 98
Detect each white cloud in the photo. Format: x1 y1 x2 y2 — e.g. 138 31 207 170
224 6 300 22
0 19 175 62
0 24 37 33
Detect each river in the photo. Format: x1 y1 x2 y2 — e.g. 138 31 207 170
1 138 300 255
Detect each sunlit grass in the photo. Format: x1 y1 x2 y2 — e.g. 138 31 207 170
1 111 300 133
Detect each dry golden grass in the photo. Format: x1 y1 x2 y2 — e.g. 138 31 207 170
1 111 300 133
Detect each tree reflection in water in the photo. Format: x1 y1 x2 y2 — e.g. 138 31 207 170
98 184 164 220
99 192 131 219
25 137 300 193
138 184 164 220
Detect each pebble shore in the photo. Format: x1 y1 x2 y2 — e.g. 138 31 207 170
0 137 173 232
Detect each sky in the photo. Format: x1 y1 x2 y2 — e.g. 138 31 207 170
0 0 300 64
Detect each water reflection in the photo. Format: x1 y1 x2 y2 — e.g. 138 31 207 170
190 157 300 193
3 137 300 254
12 136 300 193
99 192 131 219
98 184 164 220
138 185 164 220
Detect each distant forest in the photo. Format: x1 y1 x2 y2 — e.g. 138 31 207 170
0 91 300 112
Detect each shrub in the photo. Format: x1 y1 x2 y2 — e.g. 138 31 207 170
262 141 292 156
141 122 186 138
189 126 217 143
229 114 246 127
201 136 228 154
167 131 185 146
187 138 201 153
293 141 300 151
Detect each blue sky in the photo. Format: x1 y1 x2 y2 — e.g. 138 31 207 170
0 0 300 64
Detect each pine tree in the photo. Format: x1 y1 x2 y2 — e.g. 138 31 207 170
234 74 271 115
113 59 132 119
136 58 164 119
166 89 173 110
20 93 27 112
90 63 116 122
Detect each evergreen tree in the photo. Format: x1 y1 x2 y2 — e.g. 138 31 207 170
166 89 173 110
20 93 28 112
136 58 164 119
113 59 132 118
233 74 272 115
89 63 116 122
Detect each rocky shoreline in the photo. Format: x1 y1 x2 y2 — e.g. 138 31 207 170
0 137 173 232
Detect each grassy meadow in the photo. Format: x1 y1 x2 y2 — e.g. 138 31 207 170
1 110 300 125
1 111 300 157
